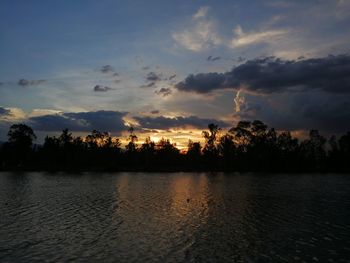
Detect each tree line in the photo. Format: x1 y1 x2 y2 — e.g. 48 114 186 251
0 120 349 172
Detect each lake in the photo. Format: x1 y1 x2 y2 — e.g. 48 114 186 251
1 172 350 262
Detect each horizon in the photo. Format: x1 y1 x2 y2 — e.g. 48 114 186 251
1 1 350 148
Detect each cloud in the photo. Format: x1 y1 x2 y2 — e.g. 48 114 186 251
302 101 350 132
335 0 350 20
18 79 46 86
140 72 162 88
142 66 150 70
168 74 177 80
173 8 289 52
175 72 225 94
175 54 350 94
231 25 287 48
207 56 221 61
140 82 156 88
93 85 113 92
133 115 229 130
100 65 115 74
193 6 210 19
234 90 246 112
0 107 11 116
26 111 229 134
233 89 350 133
29 110 128 134
150 110 159 114
155 88 172 97
266 1 294 8
99 65 119 80
237 56 246 62
146 72 161 82
29 109 62 117
172 6 221 52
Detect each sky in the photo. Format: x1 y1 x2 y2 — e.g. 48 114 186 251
1 0 350 147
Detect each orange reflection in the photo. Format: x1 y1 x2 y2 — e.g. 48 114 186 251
169 174 209 225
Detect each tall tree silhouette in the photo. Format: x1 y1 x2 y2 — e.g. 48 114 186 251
7 123 36 150
125 127 138 153
6 123 37 166
300 130 326 170
59 129 73 149
218 134 235 168
229 121 252 153
202 123 220 155
139 137 156 167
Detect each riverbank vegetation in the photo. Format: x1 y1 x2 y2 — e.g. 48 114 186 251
0 121 349 172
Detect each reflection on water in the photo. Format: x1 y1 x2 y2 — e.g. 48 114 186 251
1 172 350 262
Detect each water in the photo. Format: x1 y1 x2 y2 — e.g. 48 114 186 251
1 172 350 262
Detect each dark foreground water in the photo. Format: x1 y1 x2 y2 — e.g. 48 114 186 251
1 172 350 262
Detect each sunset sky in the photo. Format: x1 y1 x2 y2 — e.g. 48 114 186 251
1 0 350 147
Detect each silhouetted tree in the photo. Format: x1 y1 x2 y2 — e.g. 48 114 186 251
43 135 60 150
139 137 156 167
186 140 202 167
339 132 350 153
229 121 252 153
187 140 201 157
217 134 235 168
277 131 299 153
338 132 350 171
7 123 36 150
141 137 155 153
275 131 300 171
5 123 36 166
86 130 115 149
156 138 179 166
1 121 349 172
300 130 326 171
0 123 36 167
202 123 220 156
125 127 138 153
59 129 73 149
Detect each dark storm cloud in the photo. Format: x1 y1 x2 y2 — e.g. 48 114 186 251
27 111 229 134
303 101 350 132
146 72 161 82
155 88 172 97
29 110 128 133
0 107 11 116
93 85 113 92
18 79 46 86
207 56 221 61
100 65 114 74
175 72 225 94
235 90 350 133
175 54 350 94
134 115 229 130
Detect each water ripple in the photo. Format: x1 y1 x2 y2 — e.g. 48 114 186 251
1 172 350 262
